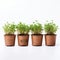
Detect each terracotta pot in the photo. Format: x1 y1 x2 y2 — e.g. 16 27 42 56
4 34 16 46
31 34 43 46
45 34 56 46
17 34 29 46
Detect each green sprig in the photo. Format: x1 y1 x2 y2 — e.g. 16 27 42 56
44 20 58 34
30 21 43 34
16 22 30 34
3 22 16 34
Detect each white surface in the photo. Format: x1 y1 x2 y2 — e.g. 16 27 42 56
0 46 60 60
0 0 60 60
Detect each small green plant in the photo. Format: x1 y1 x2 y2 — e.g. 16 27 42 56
3 22 16 34
16 22 30 34
44 20 58 34
30 21 43 34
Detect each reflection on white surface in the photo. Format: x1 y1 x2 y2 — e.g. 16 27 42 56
0 46 60 60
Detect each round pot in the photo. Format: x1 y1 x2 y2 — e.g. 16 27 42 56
17 34 29 46
45 34 56 46
31 34 43 46
4 34 16 46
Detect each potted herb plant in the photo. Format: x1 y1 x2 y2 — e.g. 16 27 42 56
16 22 30 46
3 22 16 46
30 21 43 46
44 21 58 46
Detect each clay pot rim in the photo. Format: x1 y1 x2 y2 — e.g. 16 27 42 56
4 34 16 36
18 34 29 36
45 34 56 36
31 34 43 36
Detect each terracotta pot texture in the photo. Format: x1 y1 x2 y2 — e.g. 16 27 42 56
4 34 16 46
45 34 56 46
31 34 43 46
18 34 29 46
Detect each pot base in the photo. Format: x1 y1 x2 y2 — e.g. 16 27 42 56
18 45 28 46
45 44 55 46
6 45 15 47
32 45 42 46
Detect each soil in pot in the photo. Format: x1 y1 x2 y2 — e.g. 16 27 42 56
31 34 43 46
4 34 16 46
45 34 56 46
17 34 29 46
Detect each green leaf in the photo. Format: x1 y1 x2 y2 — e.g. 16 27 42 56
30 21 43 34
44 21 58 34
3 22 16 34
16 22 30 34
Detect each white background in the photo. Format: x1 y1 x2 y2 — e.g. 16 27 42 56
0 0 60 60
